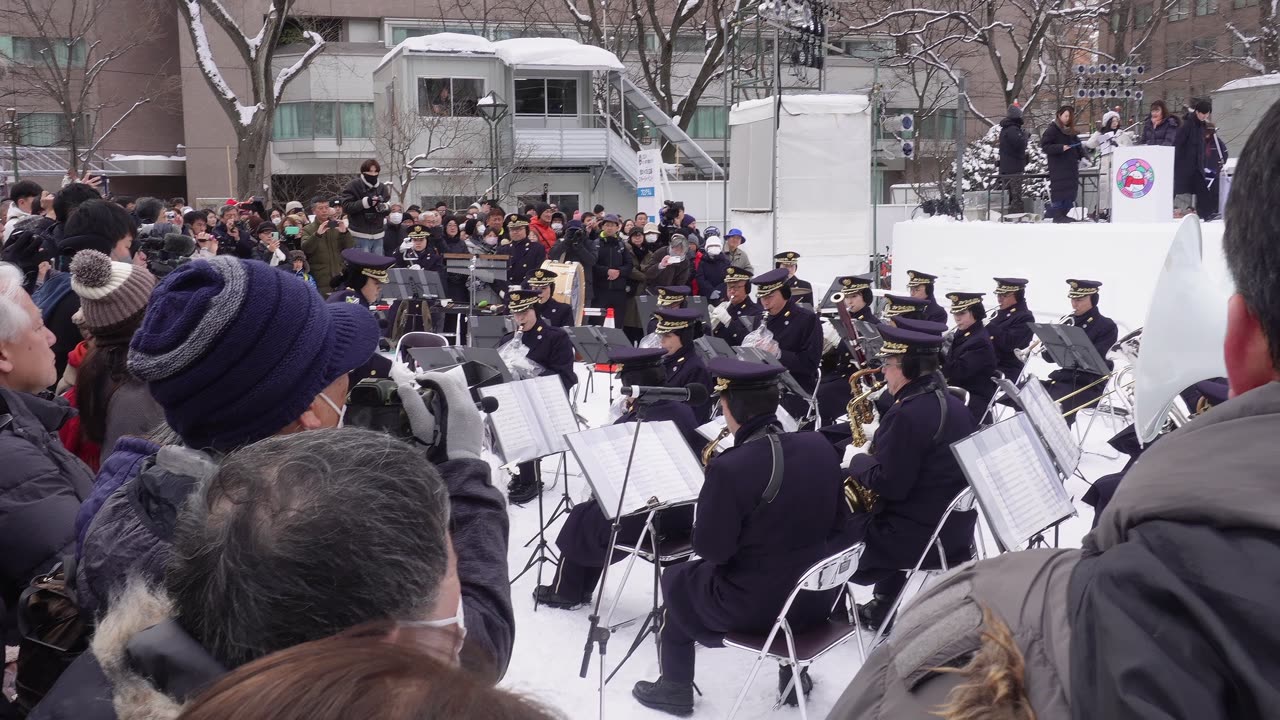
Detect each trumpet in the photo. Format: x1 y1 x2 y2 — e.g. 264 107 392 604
701 426 731 468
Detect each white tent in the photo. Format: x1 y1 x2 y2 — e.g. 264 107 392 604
728 94 872 293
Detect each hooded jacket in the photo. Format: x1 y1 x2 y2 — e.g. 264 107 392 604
998 112 1029 176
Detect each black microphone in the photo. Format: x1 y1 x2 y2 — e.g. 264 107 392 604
620 383 709 406
477 396 500 414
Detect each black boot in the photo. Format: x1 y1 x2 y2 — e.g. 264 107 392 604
778 665 813 707
532 584 589 610
507 476 543 505
632 677 694 717
856 594 897 633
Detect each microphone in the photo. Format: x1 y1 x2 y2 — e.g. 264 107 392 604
476 396 500 414
620 383 710 406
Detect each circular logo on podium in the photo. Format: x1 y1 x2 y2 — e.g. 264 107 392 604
1116 158 1155 199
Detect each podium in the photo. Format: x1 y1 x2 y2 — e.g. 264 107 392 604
1111 145 1174 223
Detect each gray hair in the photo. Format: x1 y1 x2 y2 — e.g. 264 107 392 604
0 262 31 344
166 427 452 669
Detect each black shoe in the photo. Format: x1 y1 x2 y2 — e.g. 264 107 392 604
532 584 588 610
1052 214 1077 224
507 477 543 505
778 665 813 707
856 594 896 633
632 678 694 717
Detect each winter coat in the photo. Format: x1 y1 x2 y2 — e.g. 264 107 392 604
642 246 693 288
1140 114 1179 146
723 246 753 276
998 116 1029 176
73 436 158 558
99 381 164 467
942 321 998 421
33 459 514 720
1174 110 1208 196
695 251 730 302
300 219 355 296
3 201 34 244
33 269 83 382
1041 121 1085 203
549 227 599 302
212 221 253 259
0 387 95 644
528 218 557 253
623 242 650 328
339 175 391 242
593 235 633 295
382 220 410 256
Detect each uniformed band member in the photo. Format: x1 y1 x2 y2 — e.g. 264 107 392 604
710 267 761 346
836 324 978 630
906 270 949 324
816 275 880 425
882 294 929 322
500 286 578 504
1043 279 1117 426
527 267 573 328
632 358 845 716
942 292 999 422
774 251 814 307
503 216 546 288
871 317 946 426
394 224 444 273
987 277 1035 381
534 346 701 610
327 248 395 315
654 306 714 420
753 267 822 421
387 224 445 339
646 285 690 336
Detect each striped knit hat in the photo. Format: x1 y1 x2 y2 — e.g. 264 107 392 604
69 251 157 335
127 256 380 451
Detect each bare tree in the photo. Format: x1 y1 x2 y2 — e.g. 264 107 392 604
174 0 325 197
0 0 172 176
374 103 486 205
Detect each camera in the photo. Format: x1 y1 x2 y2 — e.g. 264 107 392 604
345 377 451 460
144 233 196 278
659 200 684 225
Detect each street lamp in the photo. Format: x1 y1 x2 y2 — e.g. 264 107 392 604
3 108 19 184
477 91 509 200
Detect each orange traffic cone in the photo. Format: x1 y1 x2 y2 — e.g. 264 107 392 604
596 308 619 372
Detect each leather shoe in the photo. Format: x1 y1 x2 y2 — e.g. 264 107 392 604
778 665 813 707
856 594 896 633
507 477 543 505
532 584 588 610
632 677 694 717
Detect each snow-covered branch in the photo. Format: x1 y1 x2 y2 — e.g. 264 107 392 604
272 30 324 102
80 98 150 160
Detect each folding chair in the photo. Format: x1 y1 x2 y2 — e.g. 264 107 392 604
870 487 983 648
395 331 449 366
723 543 867 720
602 502 697 634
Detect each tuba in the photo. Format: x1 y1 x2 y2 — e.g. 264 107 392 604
701 426 731 468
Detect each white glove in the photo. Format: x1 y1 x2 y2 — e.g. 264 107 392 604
710 303 732 329
1082 132 1102 150
821 318 841 355
400 366 484 462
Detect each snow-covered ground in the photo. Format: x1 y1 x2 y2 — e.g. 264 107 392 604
495 349 1133 719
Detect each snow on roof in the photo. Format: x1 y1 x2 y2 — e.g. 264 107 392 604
1217 73 1280 92
107 153 187 162
730 93 871 126
493 38 624 71
376 33 497 72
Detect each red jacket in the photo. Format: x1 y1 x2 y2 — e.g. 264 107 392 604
58 341 102 472
529 219 557 252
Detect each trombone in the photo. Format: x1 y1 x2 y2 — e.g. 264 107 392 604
1017 313 1071 364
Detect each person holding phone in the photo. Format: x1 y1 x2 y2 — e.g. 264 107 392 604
301 195 354 297
252 222 286 267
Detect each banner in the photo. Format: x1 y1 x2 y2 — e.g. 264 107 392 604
636 149 664 225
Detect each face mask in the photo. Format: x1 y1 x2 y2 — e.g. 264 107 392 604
272 216 282 226
706 245 722 257
362 173 379 185
388 212 403 225
404 596 467 662
284 225 300 237
645 234 658 244
476 223 486 235
552 223 563 231
318 392 346 428
484 235 498 246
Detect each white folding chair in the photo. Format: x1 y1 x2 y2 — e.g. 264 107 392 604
394 331 450 366
602 501 697 632
723 543 867 720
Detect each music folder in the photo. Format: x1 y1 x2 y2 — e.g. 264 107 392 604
445 253 507 306
696 409 799 455
408 346 512 386
950 414 1077 552
997 377 1082 476
694 335 736 363
566 420 705 520
478 374 580 465
1030 323 1111 376
467 314 509 350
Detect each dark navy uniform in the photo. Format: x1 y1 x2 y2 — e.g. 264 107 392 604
712 270 761 347
649 359 845 699
526 267 575 328
755 269 822 420
327 248 395 337
1044 280 1117 426
906 270 949 324
773 250 814 307
388 225 446 339
941 292 998 422
986 277 1034 381
503 221 547 287
883 294 929 322
839 325 978 615
644 285 689 336
816 281 880 425
663 343 713 419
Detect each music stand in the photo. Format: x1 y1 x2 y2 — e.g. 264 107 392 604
734 346 813 402
635 294 658 329
445 253 507 314
686 295 710 323
408 346 511 387
998 377 1082 477
853 320 883 359
1031 323 1110 376
467 314 509 350
565 325 631 404
694 335 736 363
383 267 445 301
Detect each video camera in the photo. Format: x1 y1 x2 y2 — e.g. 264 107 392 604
144 233 197 278
659 199 684 225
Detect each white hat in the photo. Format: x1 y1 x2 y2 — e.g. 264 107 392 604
704 235 723 249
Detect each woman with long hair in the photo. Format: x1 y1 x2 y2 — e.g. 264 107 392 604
1041 105 1086 223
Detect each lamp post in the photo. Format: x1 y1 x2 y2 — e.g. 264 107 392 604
477 90 509 201
4 108 19 184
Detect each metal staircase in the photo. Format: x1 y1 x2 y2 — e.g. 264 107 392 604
619 76 725 178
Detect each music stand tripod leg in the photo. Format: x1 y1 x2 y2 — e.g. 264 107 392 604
605 514 665 684
510 460 560 597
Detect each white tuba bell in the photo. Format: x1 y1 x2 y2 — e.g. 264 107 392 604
1133 215 1231 444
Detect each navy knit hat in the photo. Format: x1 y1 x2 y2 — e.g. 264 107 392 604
127 256 380 451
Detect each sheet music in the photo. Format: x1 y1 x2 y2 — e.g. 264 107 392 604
696 409 797 453
477 375 579 464
951 414 1075 551
532 374 579 455
1017 379 1082 475
567 421 704 519
479 383 539 464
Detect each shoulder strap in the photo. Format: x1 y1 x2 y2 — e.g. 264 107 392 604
761 434 785 504
932 389 949 444
0 391 11 433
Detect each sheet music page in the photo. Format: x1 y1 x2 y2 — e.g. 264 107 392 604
567 421 704 519
1018 379 1082 474
478 383 539 465
530 374 579 455
951 415 1075 551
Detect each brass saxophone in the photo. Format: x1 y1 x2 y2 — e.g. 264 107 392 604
701 427 731 468
844 368 884 513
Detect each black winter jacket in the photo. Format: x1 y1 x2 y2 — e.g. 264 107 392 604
1041 122 1085 202
1140 114 1179 146
339 176 391 241
593 235 633 294
1173 110 1208 196
998 116 1029 176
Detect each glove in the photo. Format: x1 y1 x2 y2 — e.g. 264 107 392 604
375 202 390 213
402 368 484 462
361 196 373 209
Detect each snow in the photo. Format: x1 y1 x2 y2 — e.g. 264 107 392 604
184 0 239 107
377 33 499 72
273 30 326 103
1216 73 1280 92
106 153 186 161
494 38 625 71
237 103 261 126
730 94 870 125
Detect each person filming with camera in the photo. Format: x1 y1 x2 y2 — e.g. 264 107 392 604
302 196 354 297
341 158 392 255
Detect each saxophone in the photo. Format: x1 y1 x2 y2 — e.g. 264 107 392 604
701 427 731 468
844 368 884 513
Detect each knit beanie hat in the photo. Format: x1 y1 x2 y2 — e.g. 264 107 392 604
69 250 157 336
127 256 380 451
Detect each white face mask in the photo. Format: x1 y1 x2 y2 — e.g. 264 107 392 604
318 392 346 428
476 223 486 235
551 223 563 231
645 234 659 244
706 245 722 257
388 212 403 225
484 235 499 246
272 216 282 226
404 596 467 662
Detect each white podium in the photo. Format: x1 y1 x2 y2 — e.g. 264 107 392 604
1110 146 1174 223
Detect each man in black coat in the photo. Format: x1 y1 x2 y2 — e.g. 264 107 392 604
526 268 573 328
548 220 598 304
710 267 761 346
339 159 391 254
941 292 998 422
905 270 948 323
753 268 822 421
1174 98 1212 215
1041 106 1086 223
775 251 814 307
987 277 1035 381
593 219 633 324
532 347 701 610
837 324 978 630
998 104 1030 213
499 218 545 289
632 358 846 716
1042 279 1118 426
694 232 730 302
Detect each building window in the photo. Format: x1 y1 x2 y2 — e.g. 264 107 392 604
418 77 482 117
1166 40 1189 64
421 195 479 212
514 79 579 115
0 36 87 65
1234 0 1259 7
1191 37 1217 56
1168 0 1190 20
1232 38 1254 57
835 37 894 60
273 102 372 140
1136 4 1154 24
1195 0 1217 14
16 112 87 147
887 108 956 140
687 106 727 139
341 102 374 137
